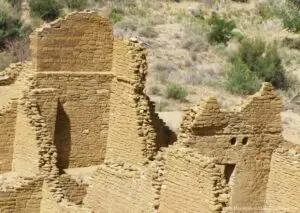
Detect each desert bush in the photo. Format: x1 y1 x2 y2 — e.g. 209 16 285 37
166 84 188 101
138 26 158 38
226 38 290 94
280 2 300 32
207 12 236 44
225 56 261 95
64 0 87 10
108 7 123 24
257 0 277 20
29 0 62 21
0 0 23 48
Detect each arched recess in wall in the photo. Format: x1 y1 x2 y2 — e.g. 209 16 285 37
54 101 71 172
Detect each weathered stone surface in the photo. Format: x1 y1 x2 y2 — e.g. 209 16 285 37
0 11 299 213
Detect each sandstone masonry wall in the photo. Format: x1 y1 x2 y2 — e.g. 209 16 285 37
59 174 88 205
0 102 17 173
265 143 300 212
158 147 229 213
30 12 113 72
12 103 40 176
105 38 164 164
84 163 157 213
35 72 113 169
0 177 43 213
177 83 283 209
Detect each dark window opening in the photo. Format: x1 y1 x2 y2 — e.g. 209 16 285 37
230 137 236 145
242 137 248 145
224 164 235 184
54 102 71 173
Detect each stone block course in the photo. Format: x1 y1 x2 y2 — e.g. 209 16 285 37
0 11 299 213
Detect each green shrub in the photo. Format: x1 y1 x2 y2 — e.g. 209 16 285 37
257 1 276 20
29 0 62 21
109 7 123 24
225 56 261 95
64 0 87 10
138 26 158 38
279 0 300 32
207 12 236 44
226 38 290 94
166 84 188 101
0 0 23 48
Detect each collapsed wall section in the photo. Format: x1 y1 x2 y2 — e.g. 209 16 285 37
265 143 300 212
158 147 229 213
0 102 17 173
106 38 174 165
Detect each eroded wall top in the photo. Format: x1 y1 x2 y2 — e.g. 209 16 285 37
30 11 113 72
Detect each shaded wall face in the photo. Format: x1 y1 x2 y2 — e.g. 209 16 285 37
36 72 113 168
31 13 113 72
0 102 17 173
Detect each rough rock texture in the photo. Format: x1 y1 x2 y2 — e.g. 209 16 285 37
0 11 299 213
265 142 300 213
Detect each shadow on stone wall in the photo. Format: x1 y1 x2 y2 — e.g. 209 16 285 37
54 102 71 172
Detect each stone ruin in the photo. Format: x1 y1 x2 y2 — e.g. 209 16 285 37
0 11 299 213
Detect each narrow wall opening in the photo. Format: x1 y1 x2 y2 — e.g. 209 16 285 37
224 164 236 184
54 102 71 172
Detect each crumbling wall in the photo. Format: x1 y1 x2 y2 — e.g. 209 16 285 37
106 38 165 164
265 143 300 213
30 11 113 72
59 174 88 205
158 147 229 213
0 102 17 173
40 181 92 213
0 177 43 213
177 83 283 209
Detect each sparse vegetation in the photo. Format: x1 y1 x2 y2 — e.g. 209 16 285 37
28 0 62 21
0 0 24 48
64 0 88 10
207 12 236 44
138 26 158 38
226 38 291 94
166 84 187 101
